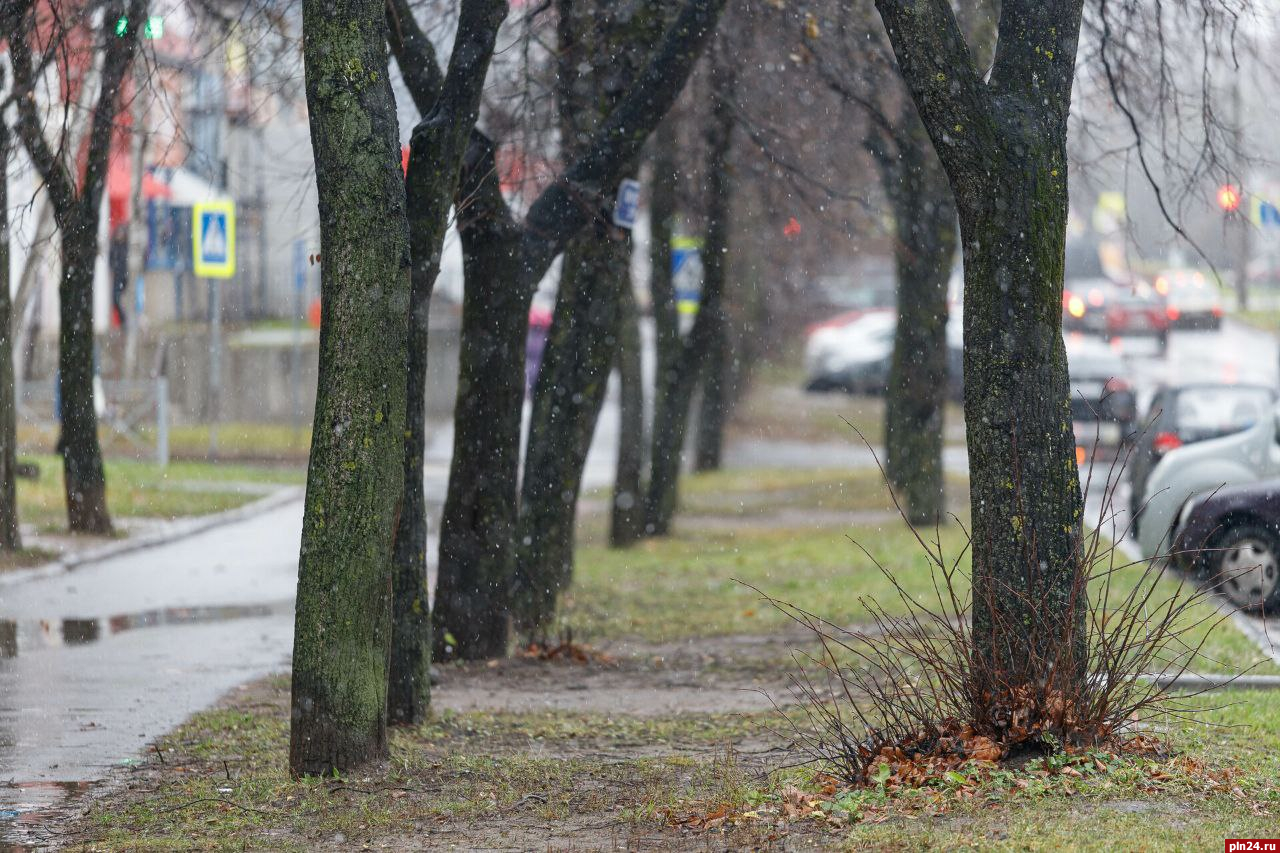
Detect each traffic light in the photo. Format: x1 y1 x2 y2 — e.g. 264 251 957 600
1217 184 1242 212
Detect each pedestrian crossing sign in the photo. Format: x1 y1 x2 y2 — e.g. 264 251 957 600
192 200 236 278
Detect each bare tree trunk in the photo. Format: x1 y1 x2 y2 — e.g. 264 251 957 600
883 116 955 526
0 116 20 551
691 174 732 476
514 233 629 631
610 271 645 547
290 0 411 775
432 136 524 661
645 80 734 531
386 0 507 722
438 0 726 648
644 121 680 536
873 0 1088 690
58 218 111 534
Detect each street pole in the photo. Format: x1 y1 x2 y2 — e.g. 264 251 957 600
208 278 221 457
1233 73 1250 311
290 240 304 443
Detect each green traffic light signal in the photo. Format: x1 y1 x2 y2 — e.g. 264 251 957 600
115 14 162 38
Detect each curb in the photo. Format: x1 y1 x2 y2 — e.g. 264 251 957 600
1142 672 1280 690
1113 534 1280 672
0 486 304 589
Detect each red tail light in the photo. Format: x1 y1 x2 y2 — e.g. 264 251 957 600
1153 431 1183 454
1212 305 1224 317
1166 305 1181 321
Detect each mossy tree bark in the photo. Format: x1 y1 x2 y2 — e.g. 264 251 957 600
610 267 645 547
0 112 20 551
383 0 507 721
645 81 735 535
873 0 1088 689
437 0 727 650
881 114 956 526
10 0 143 535
290 0 411 775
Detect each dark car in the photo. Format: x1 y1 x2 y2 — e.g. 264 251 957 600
1128 384 1276 533
1171 480 1280 612
1063 279 1169 350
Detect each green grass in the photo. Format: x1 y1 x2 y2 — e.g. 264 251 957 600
16 454 303 531
672 466 969 517
66 456 1280 849
73 680 1280 851
19 421 312 462
1236 308 1280 333
568 467 1276 678
729 384 966 447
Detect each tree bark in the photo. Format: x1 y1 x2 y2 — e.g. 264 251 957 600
290 0 410 776
438 0 726 649
691 125 734 474
433 136 524 661
882 115 955 526
9 0 143 536
873 0 1088 689
645 121 679 536
645 82 734 533
58 222 111 533
610 268 645 547
0 116 20 551
508 0 678 632
386 0 506 723
514 233 629 631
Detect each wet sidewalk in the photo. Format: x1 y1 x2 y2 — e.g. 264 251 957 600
0 498 304 842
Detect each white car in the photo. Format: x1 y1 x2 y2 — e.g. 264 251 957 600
803 311 898 393
804 310 964 395
1137 405 1280 559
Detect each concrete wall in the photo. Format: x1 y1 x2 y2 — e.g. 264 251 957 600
20 307 462 427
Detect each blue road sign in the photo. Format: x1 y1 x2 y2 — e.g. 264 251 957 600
293 240 308 292
192 200 235 278
613 179 641 229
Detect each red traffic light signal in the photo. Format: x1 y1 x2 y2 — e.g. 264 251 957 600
1217 184 1241 212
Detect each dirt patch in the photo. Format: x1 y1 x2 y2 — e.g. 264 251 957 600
58 661 835 852
435 629 827 716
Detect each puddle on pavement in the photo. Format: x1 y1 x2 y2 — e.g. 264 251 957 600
0 600 293 846
0 601 291 658
0 780 92 849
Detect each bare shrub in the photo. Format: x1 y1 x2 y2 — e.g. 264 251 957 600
752 432 1239 786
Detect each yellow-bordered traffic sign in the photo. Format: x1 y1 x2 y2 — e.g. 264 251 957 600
192 200 236 278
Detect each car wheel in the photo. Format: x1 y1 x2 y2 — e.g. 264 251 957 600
1212 524 1280 613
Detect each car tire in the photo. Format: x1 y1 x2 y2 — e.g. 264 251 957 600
1210 523 1280 613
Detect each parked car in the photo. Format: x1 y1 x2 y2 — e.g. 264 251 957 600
1170 480 1280 612
1137 405 1280 561
804 310 964 397
1128 383 1276 534
1154 269 1223 330
1065 337 1138 450
804 310 896 393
